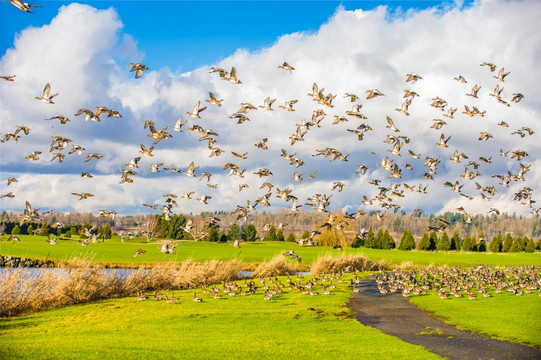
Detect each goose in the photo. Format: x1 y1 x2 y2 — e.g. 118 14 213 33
453 75 467 83
405 73 422 83
50 153 64 162
186 101 207 118
148 163 163 173
478 132 493 141
443 107 457 119
366 89 384 99
85 153 102 162
480 62 496 72
68 144 85 156
436 134 451 147
196 194 211 204
124 157 141 168
511 93 524 103
277 62 295 71
254 138 269 149
133 249 146 258
129 63 149 79
169 117 187 132
193 292 203 302
46 115 70 124
137 292 148 300
181 161 199 177
493 67 510 82
139 144 154 157
466 84 481 98
206 92 223 107
71 192 94 200
35 83 58 104
222 66 242 84
0 75 16 81
489 84 504 98
279 100 298 111
1 192 15 199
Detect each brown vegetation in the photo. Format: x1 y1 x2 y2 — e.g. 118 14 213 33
0 258 243 317
310 254 390 274
250 255 301 278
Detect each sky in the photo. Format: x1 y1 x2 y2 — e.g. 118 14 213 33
0 0 539 219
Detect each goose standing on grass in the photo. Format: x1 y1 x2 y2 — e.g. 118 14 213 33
193 292 202 302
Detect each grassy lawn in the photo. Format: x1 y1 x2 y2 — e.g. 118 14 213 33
1 235 540 267
409 290 541 348
0 274 441 360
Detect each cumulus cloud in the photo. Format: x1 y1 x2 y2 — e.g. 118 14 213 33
0 0 540 218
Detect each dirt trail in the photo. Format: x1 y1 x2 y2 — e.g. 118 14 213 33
347 276 541 360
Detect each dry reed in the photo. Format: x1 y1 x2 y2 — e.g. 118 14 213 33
310 254 391 274
0 258 243 317
250 255 300 278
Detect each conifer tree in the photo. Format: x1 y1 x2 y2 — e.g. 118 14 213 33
488 233 503 252
286 233 296 242
450 230 461 251
461 236 474 251
417 233 430 250
398 229 415 250
502 233 513 252
437 232 451 251
525 238 535 253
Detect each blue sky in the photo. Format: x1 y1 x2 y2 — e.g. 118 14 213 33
0 0 538 218
2 1 465 71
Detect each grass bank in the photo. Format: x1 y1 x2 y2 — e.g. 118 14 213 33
0 273 441 360
1 235 540 268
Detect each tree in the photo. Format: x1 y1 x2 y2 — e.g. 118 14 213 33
502 233 513 252
26 224 33 235
300 230 310 239
437 232 451 251
461 236 474 252
488 233 503 252
228 224 242 241
364 226 375 248
398 229 415 251
38 223 50 236
276 229 285 242
263 225 277 242
381 229 396 249
203 226 220 242
450 231 461 251
525 238 535 253
11 224 20 235
509 236 525 252
477 239 487 252
242 224 258 242
218 231 228 243
351 234 364 248
373 229 384 249
417 233 430 251
428 231 438 251
162 215 186 239
286 233 296 242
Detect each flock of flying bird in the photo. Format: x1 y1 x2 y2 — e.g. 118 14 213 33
1 1 538 250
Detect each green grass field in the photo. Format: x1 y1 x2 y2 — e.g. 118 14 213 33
1 235 540 268
409 290 541 348
0 274 441 360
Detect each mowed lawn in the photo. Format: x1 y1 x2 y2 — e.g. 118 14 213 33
409 290 541 348
0 274 441 360
1 235 541 267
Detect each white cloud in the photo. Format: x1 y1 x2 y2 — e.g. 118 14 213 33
1 0 540 218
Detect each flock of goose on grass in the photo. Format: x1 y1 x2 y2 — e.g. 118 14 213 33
375 265 541 299
1 1 538 256
136 272 345 302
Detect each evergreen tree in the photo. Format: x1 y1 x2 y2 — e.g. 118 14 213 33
417 233 430 250
525 238 535 253
300 230 310 239
11 224 20 235
428 231 438 251
461 236 474 251
218 231 228 243
228 224 242 241
286 233 296 242
276 229 285 242
509 236 525 252
488 233 503 252
477 239 487 252
502 233 513 252
373 229 384 249
242 224 258 242
204 226 220 242
364 226 375 248
381 229 396 249
398 229 415 251
264 225 277 242
38 223 50 236
450 231 461 251
26 224 33 235
437 232 451 251
351 234 365 248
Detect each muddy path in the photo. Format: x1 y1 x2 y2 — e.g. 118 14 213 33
347 276 541 360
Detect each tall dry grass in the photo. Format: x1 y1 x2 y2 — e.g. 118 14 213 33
0 258 243 317
250 256 301 278
310 254 391 274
